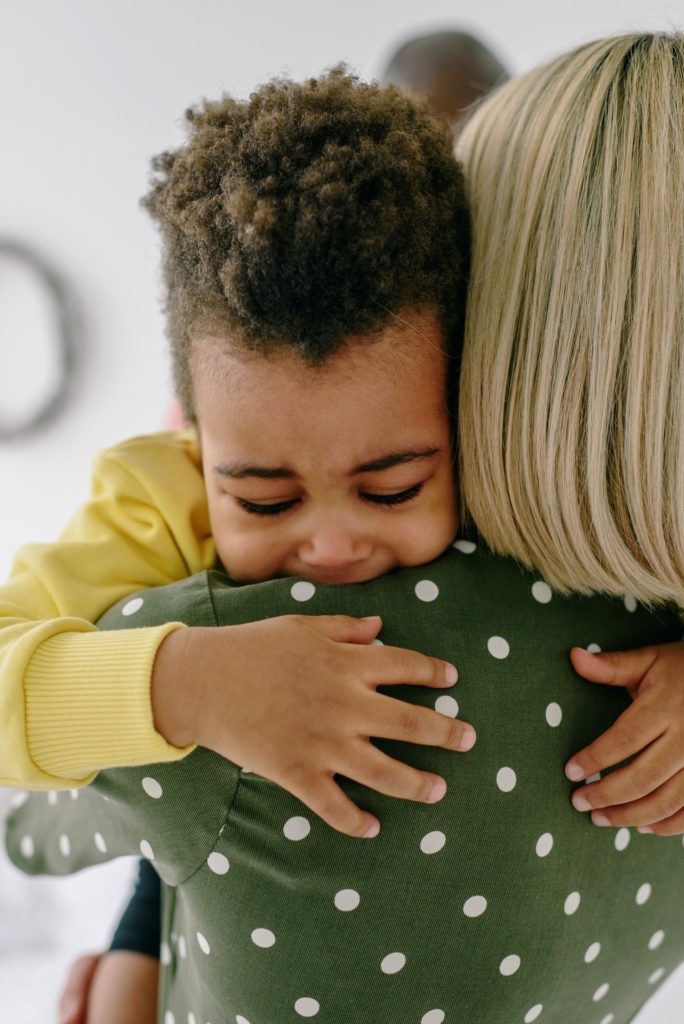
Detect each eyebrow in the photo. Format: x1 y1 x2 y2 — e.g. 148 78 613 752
213 448 441 480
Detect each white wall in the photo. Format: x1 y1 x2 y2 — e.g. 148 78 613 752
2 2 684 1021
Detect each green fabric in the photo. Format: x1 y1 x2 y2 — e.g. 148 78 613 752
5 542 684 1024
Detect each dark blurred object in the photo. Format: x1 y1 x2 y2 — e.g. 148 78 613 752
382 30 509 131
0 239 80 441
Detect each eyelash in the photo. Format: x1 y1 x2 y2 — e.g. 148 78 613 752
236 483 424 518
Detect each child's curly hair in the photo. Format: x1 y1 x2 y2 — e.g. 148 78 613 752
143 66 470 419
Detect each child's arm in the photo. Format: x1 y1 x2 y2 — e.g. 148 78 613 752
0 432 209 789
565 641 684 835
2 431 470 839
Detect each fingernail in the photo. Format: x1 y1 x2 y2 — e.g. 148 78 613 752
363 820 380 838
572 792 592 812
591 812 611 827
459 727 477 751
565 761 584 781
428 778 447 802
361 615 381 622
637 825 654 834
444 663 458 685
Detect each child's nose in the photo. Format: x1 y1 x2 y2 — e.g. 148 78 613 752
298 521 372 569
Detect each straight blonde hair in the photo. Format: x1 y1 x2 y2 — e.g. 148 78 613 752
457 33 684 605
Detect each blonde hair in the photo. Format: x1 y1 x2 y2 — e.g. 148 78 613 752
457 33 684 605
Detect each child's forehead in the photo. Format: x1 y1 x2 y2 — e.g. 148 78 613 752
191 308 447 393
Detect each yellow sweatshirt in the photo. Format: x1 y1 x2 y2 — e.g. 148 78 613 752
0 431 215 789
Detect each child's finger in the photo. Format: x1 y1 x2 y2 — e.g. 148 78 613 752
339 740 450 804
359 642 458 688
570 645 657 686
638 802 684 837
283 771 381 839
569 730 679 812
368 691 476 752
303 613 384 644
584 765 684 831
564 697 665 782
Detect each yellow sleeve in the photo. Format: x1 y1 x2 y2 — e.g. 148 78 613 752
0 431 216 789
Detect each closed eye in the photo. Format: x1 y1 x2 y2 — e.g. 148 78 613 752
360 483 423 506
236 483 424 518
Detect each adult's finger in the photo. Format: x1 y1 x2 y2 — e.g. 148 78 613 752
57 953 102 1024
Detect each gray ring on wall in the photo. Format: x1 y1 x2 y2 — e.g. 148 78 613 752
0 239 80 441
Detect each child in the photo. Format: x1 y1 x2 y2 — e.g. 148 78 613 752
1 69 473 844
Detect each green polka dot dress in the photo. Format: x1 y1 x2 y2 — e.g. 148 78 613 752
6 542 684 1024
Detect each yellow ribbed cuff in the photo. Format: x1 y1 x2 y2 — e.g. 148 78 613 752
25 624 195 784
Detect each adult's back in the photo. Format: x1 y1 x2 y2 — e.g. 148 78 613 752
6 542 684 1024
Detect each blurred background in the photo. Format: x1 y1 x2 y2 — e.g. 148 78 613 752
2 1 684 1020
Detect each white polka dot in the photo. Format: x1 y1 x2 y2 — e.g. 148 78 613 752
636 883 652 905
20 835 34 859
294 997 320 1017
47 791 58 805
188 1014 197 1024
160 942 172 966
545 702 562 727
283 816 311 841
599 1015 615 1024
142 777 163 799
10 791 29 809
70 789 79 800
587 643 602 654
497 767 517 792
624 593 638 613
334 889 360 911
524 1006 543 1023
196 931 211 955
615 828 630 852
592 983 610 1002
536 833 553 858
499 954 521 976
463 895 487 918
584 942 601 963
236 1016 252 1024
381 952 406 974
164 1013 175 1024
564 892 581 915
251 928 276 948
178 935 187 959
94 832 107 854
532 581 552 604
59 834 71 857
291 581 316 602
207 851 230 875
140 839 155 860
453 539 476 554
122 597 144 616
421 1012 445 1024
420 831 446 855
649 967 666 984
488 636 510 659
435 695 459 718
586 772 601 784
415 580 439 602
648 930 665 950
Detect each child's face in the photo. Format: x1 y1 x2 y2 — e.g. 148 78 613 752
193 309 457 584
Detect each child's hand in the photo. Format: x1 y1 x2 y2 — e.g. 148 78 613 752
152 615 475 840
565 641 684 836
57 953 101 1024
